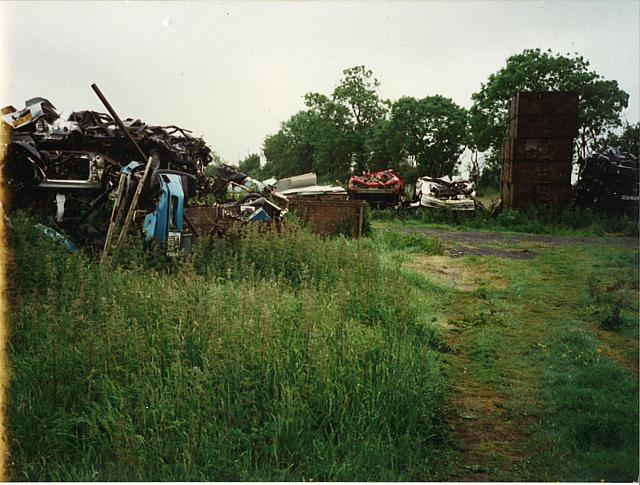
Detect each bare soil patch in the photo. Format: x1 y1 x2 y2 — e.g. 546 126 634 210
404 254 507 291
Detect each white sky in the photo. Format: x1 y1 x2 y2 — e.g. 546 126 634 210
1 0 639 163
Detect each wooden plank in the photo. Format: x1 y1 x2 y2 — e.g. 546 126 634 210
101 172 127 263
114 156 154 251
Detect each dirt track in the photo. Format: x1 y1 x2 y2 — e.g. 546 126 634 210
398 226 638 258
400 225 639 480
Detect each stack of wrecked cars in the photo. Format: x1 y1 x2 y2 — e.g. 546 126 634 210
573 149 639 215
1 87 286 257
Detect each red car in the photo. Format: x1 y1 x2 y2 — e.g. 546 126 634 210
348 169 406 207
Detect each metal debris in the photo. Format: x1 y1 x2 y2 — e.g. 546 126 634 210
275 172 347 199
1 88 285 255
411 176 477 211
574 149 639 215
348 169 406 207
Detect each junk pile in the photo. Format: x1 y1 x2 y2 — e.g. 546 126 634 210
274 172 347 199
411 176 477 211
573 149 639 215
348 169 405 207
267 172 364 237
1 85 286 256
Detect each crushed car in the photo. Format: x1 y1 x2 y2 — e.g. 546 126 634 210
348 169 405 207
411 176 477 211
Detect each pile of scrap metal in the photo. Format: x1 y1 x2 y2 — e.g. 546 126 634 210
347 169 405 207
1 85 286 257
573 149 639 215
411 176 478 211
207 162 284 203
273 172 346 199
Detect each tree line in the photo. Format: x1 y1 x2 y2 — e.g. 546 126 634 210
235 49 634 189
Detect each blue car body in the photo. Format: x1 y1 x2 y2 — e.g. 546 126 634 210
143 173 186 255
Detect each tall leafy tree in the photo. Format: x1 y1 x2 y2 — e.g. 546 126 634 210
332 66 388 131
262 111 317 178
470 49 629 160
384 96 468 177
594 122 640 157
237 153 262 179
305 66 389 174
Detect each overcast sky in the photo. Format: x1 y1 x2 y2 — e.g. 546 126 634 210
1 0 638 163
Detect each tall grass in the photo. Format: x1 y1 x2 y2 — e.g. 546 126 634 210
7 215 450 481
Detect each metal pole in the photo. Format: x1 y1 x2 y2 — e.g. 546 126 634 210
91 83 148 163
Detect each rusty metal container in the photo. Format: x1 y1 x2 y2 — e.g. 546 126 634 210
287 199 366 237
507 91 579 119
501 92 578 208
502 182 572 207
502 160 572 185
503 137 574 163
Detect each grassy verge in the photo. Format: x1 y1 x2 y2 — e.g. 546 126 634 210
372 205 639 236
400 239 638 480
7 215 451 481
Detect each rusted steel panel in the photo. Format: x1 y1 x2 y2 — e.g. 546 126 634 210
501 160 512 183
287 199 366 237
502 138 512 162
503 138 574 163
183 206 241 238
286 192 348 201
184 206 284 239
508 114 578 139
508 92 579 118
507 161 572 185
504 182 571 208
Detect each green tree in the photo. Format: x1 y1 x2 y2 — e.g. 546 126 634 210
305 66 389 175
594 122 640 157
332 66 388 131
384 95 468 178
470 49 629 159
262 111 317 178
238 153 263 179
263 66 390 181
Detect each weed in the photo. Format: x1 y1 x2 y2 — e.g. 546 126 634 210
540 328 639 481
6 215 450 481
372 229 444 254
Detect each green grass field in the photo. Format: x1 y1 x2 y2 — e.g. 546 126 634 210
6 213 639 481
372 205 639 237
